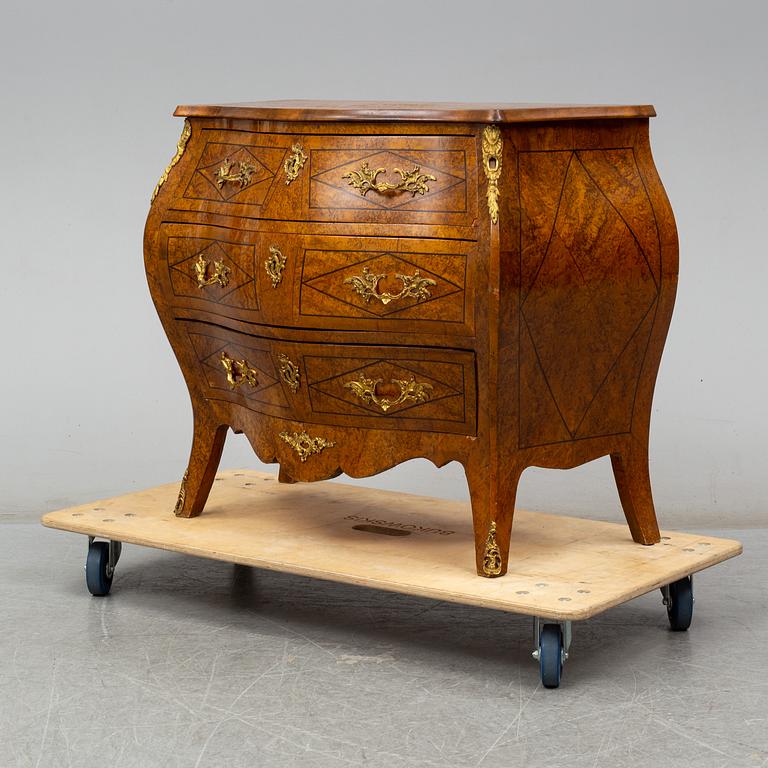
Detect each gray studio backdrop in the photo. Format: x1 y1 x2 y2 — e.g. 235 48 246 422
1 0 765 527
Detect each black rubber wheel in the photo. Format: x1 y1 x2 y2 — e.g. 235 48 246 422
85 541 113 596
539 624 563 688
666 576 693 631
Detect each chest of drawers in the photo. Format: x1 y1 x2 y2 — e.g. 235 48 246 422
144 100 678 578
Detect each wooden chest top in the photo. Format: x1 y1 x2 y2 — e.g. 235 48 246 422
174 100 656 123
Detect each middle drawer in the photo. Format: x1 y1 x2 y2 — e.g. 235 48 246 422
162 226 477 337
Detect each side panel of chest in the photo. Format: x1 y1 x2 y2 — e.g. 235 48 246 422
507 121 676 451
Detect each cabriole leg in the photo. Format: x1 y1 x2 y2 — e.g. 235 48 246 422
464 461 523 578
174 411 228 518
610 447 661 545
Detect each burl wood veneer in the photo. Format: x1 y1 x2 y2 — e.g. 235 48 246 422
143 100 678 578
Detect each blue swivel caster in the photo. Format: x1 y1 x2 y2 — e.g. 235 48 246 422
533 618 570 688
662 575 694 631
85 538 122 596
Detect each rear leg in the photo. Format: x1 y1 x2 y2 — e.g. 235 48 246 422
611 447 661 544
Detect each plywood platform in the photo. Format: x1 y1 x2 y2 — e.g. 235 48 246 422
41 470 742 621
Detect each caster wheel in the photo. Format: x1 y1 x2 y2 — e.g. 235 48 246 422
666 576 693 631
539 624 563 688
86 541 113 596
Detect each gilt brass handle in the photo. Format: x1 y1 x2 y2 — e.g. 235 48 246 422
344 267 436 305
344 373 433 413
220 352 258 390
215 158 257 189
194 254 231 288
342 162 436 197
264 245 286 288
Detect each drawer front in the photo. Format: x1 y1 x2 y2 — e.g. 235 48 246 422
297 235 473 334
167 235 259 310
171 129 478 231
183 322 477 435
186 325 292 414
302 348 475 434
162 225 476 336
306 135 478 228
178 130 291 215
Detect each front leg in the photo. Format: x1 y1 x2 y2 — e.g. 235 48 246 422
174 407 228 518
464 459 524 577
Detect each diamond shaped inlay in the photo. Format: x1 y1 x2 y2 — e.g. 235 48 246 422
171 242 247 294
183 143 284 206
197 146 274 201
520 152 659 439
308 359 462 418
187 332 287 410
167 238 258 310
303 251 463 318
312 150 465 210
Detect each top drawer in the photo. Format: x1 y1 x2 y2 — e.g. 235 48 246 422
171 128 479 231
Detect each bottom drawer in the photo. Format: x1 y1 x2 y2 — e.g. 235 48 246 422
183 321 477 435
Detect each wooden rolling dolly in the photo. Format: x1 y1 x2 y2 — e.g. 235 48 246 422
42 470 741 688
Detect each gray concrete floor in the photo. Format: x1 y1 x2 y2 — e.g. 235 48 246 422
0 523 765 768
